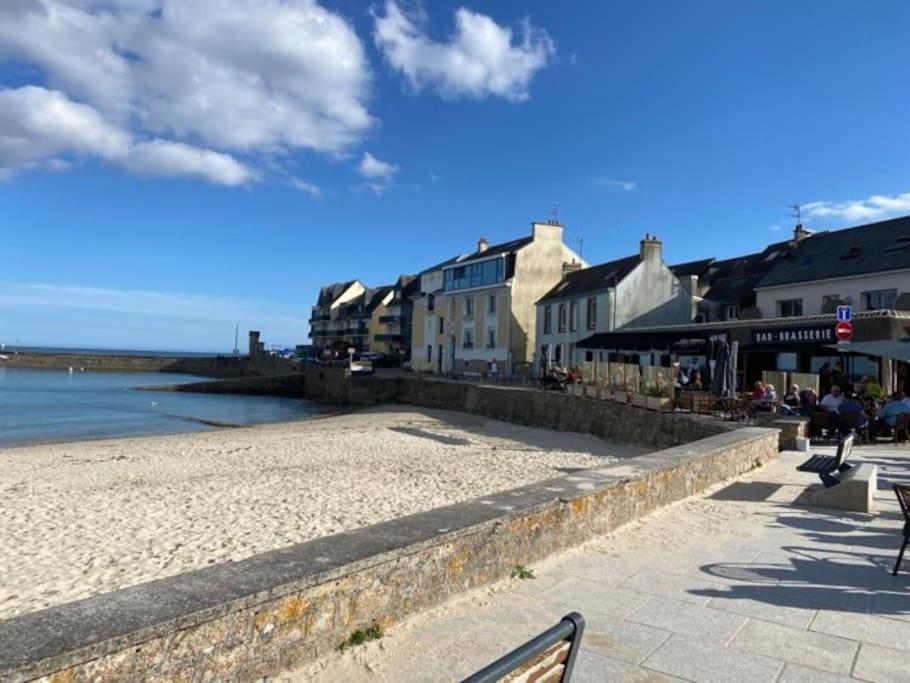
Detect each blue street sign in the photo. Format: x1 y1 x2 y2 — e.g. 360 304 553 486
837 305 852 322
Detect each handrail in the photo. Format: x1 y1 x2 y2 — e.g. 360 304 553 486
461 612 585 683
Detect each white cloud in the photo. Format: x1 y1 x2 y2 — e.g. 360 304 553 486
0 86 130 171
124 140 254 186
429 170 440 183
373 1 554 102
591 177 637 192
357 151 398 194
287 177 321 197
0 0 373 184
0 86 253 185
803 191 910 223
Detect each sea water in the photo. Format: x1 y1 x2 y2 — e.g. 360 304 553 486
0 367 330 446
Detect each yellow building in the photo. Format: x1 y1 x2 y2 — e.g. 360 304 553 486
411 221 582 377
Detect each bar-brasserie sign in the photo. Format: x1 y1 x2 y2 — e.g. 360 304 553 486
751 326 835 345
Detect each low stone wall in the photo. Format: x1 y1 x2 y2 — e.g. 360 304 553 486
4 353 299 378
396 378 731 450
154 372 732 451
0 427 778 682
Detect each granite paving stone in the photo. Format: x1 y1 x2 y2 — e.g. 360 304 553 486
705 595 819 629
539 577 650 620
777 663 858 683
578 611 671 665
852 643 910 683
642 634 784 682
810 609 910 652
626 596 747 644
731 618 859 675
573 649 684 683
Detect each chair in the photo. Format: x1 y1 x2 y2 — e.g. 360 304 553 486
809 411 833 441
462 613 585 683
893 484 910 576
893 413 910 445
839 412 870 445
796 432 854 488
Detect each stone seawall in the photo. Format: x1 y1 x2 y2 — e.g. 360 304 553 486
151 371 730 451
0 427 778 683
4 353 299 378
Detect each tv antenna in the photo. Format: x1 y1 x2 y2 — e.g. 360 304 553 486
786 204 802 225
576 234 584 260
549 201 560 224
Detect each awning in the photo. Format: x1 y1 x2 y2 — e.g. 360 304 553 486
823 339 910 362
577 329 723 353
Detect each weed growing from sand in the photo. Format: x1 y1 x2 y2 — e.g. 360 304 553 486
511 564 535 580
338 623 384 651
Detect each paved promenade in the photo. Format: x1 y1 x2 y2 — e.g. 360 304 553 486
293 443 910 682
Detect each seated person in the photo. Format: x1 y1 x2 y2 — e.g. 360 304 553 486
872 392 910 441
752 381 765 400
820 385 843 412
690 370 703 390
800 388 818 413
753 383 777 411
783 384 801 407
837 394 869 433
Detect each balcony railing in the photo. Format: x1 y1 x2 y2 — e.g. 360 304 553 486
309 313 331 322
379 315 401 324
374 334 404 342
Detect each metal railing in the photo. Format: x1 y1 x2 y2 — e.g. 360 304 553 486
462 612 585 683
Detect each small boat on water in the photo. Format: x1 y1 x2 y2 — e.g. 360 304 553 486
0 354 9 361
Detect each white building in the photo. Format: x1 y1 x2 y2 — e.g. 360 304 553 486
535 235 697 370
755 216 910 318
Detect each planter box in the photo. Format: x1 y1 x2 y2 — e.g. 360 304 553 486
646 396 672 411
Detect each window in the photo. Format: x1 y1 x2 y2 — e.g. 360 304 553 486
427 293 435 312
438 316 444 334
464 297 474 316
443 258 504 291
776 299 803 317
558 303 567 332
569 301 578 332
725 305 738 320
488 294 497 314
863 289 897 310
463 328 474 349
426 345 432 362
487 328 496 349
586 297 597 330
821 294 840 307
543 305 552 334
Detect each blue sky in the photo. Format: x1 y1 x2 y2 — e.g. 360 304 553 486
1 1 908 351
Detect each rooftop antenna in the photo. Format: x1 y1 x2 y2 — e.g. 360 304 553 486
549 201 560 224
576 234 584 261
786 204 802 226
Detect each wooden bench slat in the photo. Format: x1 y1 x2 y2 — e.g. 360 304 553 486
506 642 569 683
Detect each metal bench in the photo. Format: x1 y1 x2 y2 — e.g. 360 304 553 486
462 612 585 683
894 484 910 576
796 432 854 488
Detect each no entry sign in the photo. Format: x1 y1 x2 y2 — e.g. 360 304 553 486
835 321 853 342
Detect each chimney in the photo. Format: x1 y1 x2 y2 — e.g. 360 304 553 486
477 237 489 253
639 233 663 263
792 223 813 244
248 330 261 357
562 260 582 277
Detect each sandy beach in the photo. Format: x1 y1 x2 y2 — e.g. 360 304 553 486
0 405 647 619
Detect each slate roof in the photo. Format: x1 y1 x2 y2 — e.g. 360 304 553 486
670 258 715 279
757 215 910 288
453 236 534 267
702 240 794 306
316 280 358 307
537 254 641 304
337 286 393 317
